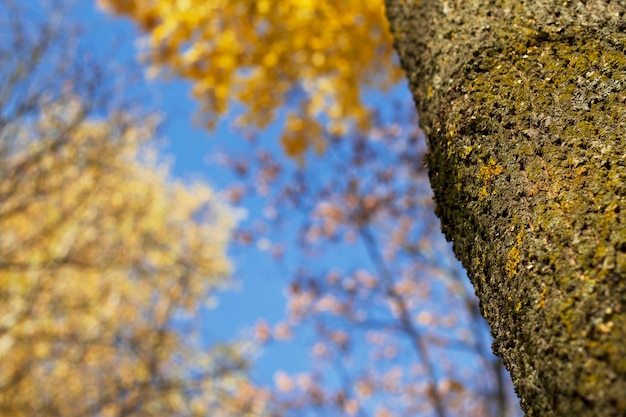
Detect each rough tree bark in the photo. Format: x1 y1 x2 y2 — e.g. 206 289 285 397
384 1 626 416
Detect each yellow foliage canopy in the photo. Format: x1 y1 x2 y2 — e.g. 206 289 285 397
98 0 402 157
0 98 270 417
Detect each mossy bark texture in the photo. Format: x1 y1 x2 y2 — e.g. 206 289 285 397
384 1 626 416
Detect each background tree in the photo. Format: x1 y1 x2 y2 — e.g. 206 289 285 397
99 1 522 416
0 2 272 416
384 1 626 416
222 103 521 417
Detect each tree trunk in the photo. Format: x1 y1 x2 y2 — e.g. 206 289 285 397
384 1 626 416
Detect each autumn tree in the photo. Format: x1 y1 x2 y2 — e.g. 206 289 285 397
97 0 402 159
99 1 523 416
0 2 272 416
384 1 626 416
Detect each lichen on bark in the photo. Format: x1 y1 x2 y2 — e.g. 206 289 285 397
384 1 626 416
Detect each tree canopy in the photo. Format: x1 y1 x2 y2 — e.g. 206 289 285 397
99 0 402 158
0 2 271 416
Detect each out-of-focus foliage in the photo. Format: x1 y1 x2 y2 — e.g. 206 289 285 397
0 2 272 416
98 0 403 158
220 104 522 417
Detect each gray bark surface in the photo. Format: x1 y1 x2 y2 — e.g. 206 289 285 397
384 1 626 416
